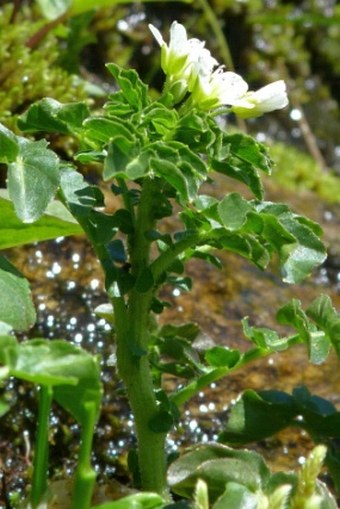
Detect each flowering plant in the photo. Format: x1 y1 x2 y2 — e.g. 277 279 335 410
149 21 288 113
0 20 339 509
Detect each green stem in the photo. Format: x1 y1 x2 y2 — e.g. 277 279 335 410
31 385 53 508
71 402 97 509
171 335 303 407
114 178 168 497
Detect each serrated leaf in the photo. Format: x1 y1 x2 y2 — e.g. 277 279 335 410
0 257 36 332
7 139 59 223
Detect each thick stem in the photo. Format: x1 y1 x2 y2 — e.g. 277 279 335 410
31 385 53 509
114 178 168 497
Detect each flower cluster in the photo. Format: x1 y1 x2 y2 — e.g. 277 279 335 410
149 21 288 116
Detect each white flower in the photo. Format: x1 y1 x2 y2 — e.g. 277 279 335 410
231 80 289 118
190 66 249 110
149 21 205 79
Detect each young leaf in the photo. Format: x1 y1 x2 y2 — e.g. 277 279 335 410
106 63 149 111
7 139 59 223
0 257 36 332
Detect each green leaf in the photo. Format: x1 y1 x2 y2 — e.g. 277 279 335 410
219 389 297 445
205 347 240 368
90 492 165 509
168 443 270 503
7 139 60 223
306 294 340 359
84 117 134 143
60 165 104 217
0 335 102 424
106 63 149 110
277 299 331 364
135 267 154 293
224 133 272 174
241 318 289 352
257 202 326 283
0 257 36 332
0 190 82 249
18 98 89 134
0 123 19 163
0 398 10 418
217 193 252 230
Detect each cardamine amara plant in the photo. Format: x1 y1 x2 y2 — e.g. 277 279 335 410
1 20 340 509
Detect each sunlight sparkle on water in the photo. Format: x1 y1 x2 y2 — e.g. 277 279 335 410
290 108 302 121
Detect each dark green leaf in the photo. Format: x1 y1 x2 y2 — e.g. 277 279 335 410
7 138 59 222
224 133 272 174
149 410 174 433
205 347 240 368
0 257 36 332
135 268 154 293
219 389 297 444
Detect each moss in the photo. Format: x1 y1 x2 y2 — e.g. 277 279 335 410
0 4 87 130
269 141 340 204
